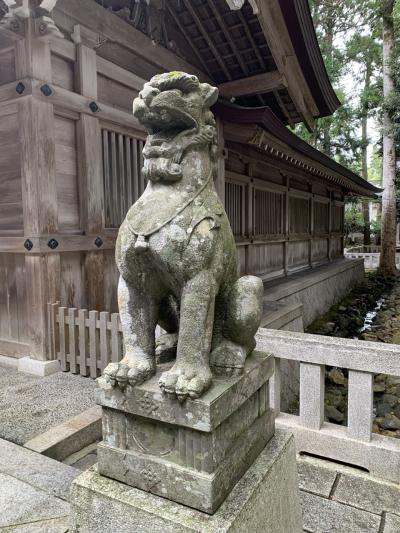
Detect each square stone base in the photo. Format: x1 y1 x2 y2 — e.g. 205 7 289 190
18 357 60 376
71 430 302 533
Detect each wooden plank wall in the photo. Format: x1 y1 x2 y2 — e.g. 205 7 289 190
225 146 345 280
55 115 80 232
0 254 28 352
0 103 22 233
0 12 147 358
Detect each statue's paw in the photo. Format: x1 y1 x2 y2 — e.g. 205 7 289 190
159 365 212 402
103 362 120 387
127 360 155 387
103 359 155 390
210 339 248 377
155 332 178 362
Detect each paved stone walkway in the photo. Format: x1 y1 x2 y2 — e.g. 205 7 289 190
0 364 97 445
298 455 400 532
2 435 400 532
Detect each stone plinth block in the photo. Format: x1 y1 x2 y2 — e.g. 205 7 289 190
96 351 274 513
71 430 302 533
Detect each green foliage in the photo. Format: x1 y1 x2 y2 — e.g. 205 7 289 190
344 202 364 235
371 213 382 235
299 0 383 174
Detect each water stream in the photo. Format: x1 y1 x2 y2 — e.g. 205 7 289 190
357 297 385 336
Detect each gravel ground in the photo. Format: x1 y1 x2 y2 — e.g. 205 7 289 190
0 365 97 445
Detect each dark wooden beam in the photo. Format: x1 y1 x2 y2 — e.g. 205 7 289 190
165 3 212 78
273 89 295 128
181 0 232 81
205 0 249 77
219 71 285 98
236 10 266 71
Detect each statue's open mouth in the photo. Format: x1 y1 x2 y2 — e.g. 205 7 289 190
133 92 198 135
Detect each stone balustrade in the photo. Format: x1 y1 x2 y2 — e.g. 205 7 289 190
256 328 400 483
345 246 400 270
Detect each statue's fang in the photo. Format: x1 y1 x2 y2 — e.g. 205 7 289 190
135 235 150 252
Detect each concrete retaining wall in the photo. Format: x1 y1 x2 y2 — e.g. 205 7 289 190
264 259 365 328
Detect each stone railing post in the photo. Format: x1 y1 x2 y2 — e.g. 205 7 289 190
347 370 373 442
300 362 325 430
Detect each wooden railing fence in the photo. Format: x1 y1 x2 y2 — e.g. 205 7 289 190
48 303 123 378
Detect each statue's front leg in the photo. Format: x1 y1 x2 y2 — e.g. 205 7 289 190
159 270 216 401
104 275 157 389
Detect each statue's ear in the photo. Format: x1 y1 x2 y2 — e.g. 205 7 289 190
201 83 219 107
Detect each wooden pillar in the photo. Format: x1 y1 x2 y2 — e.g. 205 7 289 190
18 19 61 361
246 161 254 275
284 176 290 275
309 184 314 268
74 25 104 311
215 118 225 205
328 191 333 261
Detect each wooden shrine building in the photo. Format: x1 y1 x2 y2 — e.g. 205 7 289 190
0 0 380 367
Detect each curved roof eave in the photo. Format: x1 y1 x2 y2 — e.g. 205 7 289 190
214 101 382 197
277 0 341 117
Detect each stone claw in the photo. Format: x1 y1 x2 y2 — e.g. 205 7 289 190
159 364 211 401
103 359 155 389
116 363 129 389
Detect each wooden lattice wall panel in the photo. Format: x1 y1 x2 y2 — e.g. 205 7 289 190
253 188 284 237
102 129 145 229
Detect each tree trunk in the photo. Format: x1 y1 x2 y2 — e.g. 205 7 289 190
379 0 397 275
361 62 372 246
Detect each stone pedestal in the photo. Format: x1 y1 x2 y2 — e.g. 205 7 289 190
71 430 302 533
70 352 303 531
96 351 274 513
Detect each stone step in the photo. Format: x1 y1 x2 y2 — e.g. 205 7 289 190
0 438 79 531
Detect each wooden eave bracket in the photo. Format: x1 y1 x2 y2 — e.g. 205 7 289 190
34 14 63 40
0 0 63 40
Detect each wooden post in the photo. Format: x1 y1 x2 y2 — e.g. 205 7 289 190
284 176 289 275
328 191 332 261
74 25 105 311
309 184 314 268
214 118 225 206
246 162 253 275
18 17 61 361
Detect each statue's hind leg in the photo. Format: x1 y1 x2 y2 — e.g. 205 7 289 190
210 275 263 376
155 295 179 362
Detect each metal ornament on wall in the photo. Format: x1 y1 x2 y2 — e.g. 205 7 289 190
24 239 33 251
15 82 25 94
94 236 103 248
40 84 52 96
47 238 59 250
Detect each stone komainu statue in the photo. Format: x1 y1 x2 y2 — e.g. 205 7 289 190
104 72 263 401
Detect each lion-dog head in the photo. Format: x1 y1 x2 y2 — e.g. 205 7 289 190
133 72 219 183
